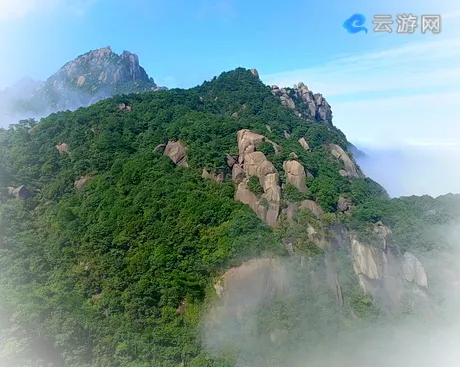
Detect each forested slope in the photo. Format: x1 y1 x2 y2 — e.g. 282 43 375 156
1 68 460 366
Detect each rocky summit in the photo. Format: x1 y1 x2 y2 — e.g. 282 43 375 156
0 46 166 124
1 60 460 367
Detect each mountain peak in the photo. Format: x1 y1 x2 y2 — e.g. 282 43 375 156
54 46 153 88
0 46 167 124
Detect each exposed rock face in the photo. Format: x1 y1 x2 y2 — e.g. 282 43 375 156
232 164 246 184
325 253 344 308
298 137 310 151
250 68 259 78
350 236 406 311
117 103 131 111
283 160 307 192
351 238 381 280
306 224 329 249
284 130 291 139
233 130 282 227
329 144 361 178
74 175 92 190
56 143 70 154
226 154 237 167
243 152 281 203
337 196 352 213
8 185 32 199
213 258 288 319
237 129 280 163
374 221 392 250
281 203 299 223
164 140 189 167
1 46 166 123
349 234 429 311
271 82 332 123
232 112 239 118
403 252 428 288
59 47 153 87
201 168 224 183
299 199 324 218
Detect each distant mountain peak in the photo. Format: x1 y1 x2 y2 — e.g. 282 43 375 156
0 46 167 125
51 46 155 91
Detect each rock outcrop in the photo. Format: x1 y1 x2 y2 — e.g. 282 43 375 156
329 144 361 178
8 185 32 199
74 175 92 190
298 137 310 151
402 252 428 288
299 199 324 218
283 160 307 192
232 164 246 184
349 234 428 311
237 129 280 163
271 82 332 123
337 196 352 213
350 236 406 311
164 140 189 167
226 154 237 167
233 130 282 227
213 258 288 319
117 103 132 111
56 143 70 154
374 221 392 250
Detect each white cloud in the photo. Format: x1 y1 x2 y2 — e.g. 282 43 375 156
0 0 60 20
0 0 95 21
263 36 460 98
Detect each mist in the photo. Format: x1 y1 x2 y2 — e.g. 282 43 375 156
0 79 119 128
355 144 460 198
201 223 460 366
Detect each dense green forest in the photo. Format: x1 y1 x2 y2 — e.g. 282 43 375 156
1 68 460 366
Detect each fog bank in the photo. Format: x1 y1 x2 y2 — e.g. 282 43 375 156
356 145 460 198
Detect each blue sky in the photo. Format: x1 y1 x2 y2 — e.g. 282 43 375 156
1 0 455 89
1 0 460 196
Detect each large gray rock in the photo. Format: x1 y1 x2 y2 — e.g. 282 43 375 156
403 252 428 288
164 140 189 167
8 185 33 199
283 160 307 192
329 144 361 178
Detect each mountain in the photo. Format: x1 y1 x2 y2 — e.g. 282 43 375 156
0 46 166 126
1 66 460 366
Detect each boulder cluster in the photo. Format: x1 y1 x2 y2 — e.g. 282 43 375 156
271 82 332 122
